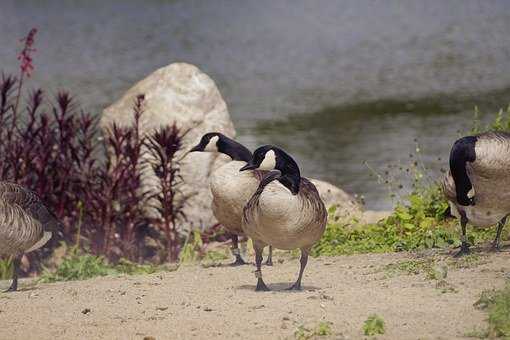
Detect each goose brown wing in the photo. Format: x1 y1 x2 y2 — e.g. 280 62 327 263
0 182 59 230
0 201 44 256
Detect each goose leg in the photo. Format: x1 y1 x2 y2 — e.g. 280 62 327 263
287 248 309 291
5 256 21 292
454 212 470 257
254 242 270 291
265 245 273 266
230 234 247 266
492 216 507 251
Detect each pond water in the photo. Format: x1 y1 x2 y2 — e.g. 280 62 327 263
2 0 510 209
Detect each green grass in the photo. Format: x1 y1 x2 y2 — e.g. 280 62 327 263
363 314 385 336
474 283 510 338
294 321 333 339
313 184 497 257
39 251 166 283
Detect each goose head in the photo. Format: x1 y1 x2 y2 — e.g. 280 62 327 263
188 132 252 162
240 145 301 195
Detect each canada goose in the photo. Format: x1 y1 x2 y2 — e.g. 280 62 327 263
443 132 510 256
240 145 327 291
0 182 56 292
189 133 273 266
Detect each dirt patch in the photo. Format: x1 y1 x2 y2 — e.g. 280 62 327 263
0 250 509 339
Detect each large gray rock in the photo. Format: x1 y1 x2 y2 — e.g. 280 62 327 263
101 63 235 230
310 179 363 222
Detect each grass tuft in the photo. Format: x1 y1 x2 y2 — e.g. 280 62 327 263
474 283 510 338
294 321 333 339
363 314 385 336
38 250 166 283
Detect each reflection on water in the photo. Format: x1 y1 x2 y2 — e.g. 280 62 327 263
1 0 510 208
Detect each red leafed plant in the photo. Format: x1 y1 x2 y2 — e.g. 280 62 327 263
146 124 189 262
0 29 192 274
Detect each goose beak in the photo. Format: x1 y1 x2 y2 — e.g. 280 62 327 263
240 163 257 171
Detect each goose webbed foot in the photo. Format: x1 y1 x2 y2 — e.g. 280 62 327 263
454 242 470 257
286 281 302 291
255 278 270 292
230 236 247 266
230 255 248 266
4 280 17 293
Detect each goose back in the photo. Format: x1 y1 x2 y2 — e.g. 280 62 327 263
243 177 327 250
210 161 265 235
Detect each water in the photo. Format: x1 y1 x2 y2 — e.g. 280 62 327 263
2 0 510 209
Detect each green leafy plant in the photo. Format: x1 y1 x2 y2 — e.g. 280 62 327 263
474 283 510 338
294 321 333 339
39 251 113 283
363 314 385 336
39 249 166 283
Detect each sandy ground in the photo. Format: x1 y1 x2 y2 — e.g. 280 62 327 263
0 248 509 340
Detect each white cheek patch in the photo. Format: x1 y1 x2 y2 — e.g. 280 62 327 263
204 135 219 152
258 150 276 170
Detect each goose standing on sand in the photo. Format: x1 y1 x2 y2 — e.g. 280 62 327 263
189 133 273 266
240 145 327 291
0 182 56 292
443 132 510 256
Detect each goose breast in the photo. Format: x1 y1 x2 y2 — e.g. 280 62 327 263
243 178 327 250
210 161 262 235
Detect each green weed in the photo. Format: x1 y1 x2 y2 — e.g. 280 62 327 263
473 283 510 338
294 321 333 339
39 252 113 282
39 250 167 283
363 314 385 336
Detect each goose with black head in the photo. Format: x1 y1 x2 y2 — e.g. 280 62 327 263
240 145 327 291
189 132 273 266
443 132 510 256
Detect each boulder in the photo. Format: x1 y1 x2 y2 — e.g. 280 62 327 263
101 63 235 230
361 210 392 224
310 179 363 222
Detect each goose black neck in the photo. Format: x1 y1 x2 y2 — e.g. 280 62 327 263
217 138 252 162
255 170 282 195
274 147 301 195
449 135 477 206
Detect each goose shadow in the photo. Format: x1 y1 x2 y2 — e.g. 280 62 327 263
237 282 320 292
